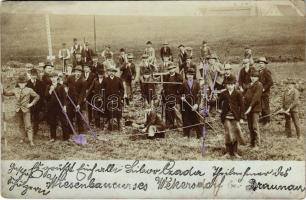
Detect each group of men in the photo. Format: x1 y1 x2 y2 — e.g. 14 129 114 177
2 38 301 160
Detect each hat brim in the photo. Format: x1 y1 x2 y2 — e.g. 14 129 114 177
255 60 268 64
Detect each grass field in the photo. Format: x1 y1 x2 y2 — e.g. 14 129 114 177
1 14 305 160
1 62 305 160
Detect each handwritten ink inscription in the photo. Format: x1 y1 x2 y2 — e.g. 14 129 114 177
3 161 305 197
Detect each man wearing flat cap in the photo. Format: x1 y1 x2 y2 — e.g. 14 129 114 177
58 42 71 73
256 57 273 127
238 58 256 94
219 74 246 159
160 41 173 62
244 69 263 149
120 53 136 106
280 79 301 139
179 68 202 139
26 68 44 135
162 62 183 128
102 66 124 130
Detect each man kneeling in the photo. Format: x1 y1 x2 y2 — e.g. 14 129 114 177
141 107 166 139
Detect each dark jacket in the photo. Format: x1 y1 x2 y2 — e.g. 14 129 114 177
238 66 255 91
244 81 263 113
180 80 201 109
259 68 273 96
81 48 94 63
87 77 105 96
26 79 44 112
178 51 188 70
219 89 245 123
90 62 104 75
67 75 87 106
160 46 172 61
83 71 97 91
102 76 124 118
45 84 67 111
120 62 136 82
41 73 52 98
162 73 183 103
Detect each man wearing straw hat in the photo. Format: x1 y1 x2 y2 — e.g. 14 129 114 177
45 72 70 142
3 73 40 146
179 68 202 138
162 62 183 128
160 40 173 62
256 56 273 128
102 66 124 130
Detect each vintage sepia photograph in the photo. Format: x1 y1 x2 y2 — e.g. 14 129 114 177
1 1 305 162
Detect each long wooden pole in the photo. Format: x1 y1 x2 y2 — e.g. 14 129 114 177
45 15 55 64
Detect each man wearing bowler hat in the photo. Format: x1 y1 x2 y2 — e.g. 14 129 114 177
3 73 40 146
162 62 183 128
86 69 107 129
160 41 173 62
67 65 87 133
179 68 202 138
244 69 263 149
102 66 124 130
256 57 273 128
81 42 94 64
26 68 44 135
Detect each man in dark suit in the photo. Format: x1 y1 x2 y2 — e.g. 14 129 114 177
83 64 96 125
81 42 94 64
41 62 54 119
238 58 256 94
244 69 263 149
256 57 273 127
67 65 87 133
162 62 183 128
160 41 173 62
117 48 127 67
181 57 197 80
26 68 44 135
219 74 246 159
178 44 188 72
45 72 69 142
72 53 84 71
87 69 106 129
102 67 124 130
180 68 202 138
91 56 104 76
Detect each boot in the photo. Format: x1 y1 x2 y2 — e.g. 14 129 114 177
222 143 231 159
233 141 241 159
28 130 35 146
